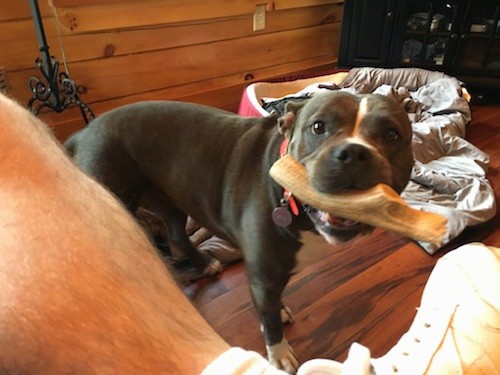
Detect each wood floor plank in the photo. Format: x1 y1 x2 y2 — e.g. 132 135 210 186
184 261 248 304
283 232 411 314
196 281 254 329
284 243 435 361
215 309 263 351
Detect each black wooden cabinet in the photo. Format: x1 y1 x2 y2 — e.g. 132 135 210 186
339 0 500 101
391 0 466 69
338 0 398 66
453 1 500 82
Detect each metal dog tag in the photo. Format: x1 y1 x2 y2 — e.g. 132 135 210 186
272 206 293 227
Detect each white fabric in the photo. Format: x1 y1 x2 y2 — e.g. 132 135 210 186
397 79 495 253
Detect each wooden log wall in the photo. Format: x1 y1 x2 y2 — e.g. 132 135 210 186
1 0 344 141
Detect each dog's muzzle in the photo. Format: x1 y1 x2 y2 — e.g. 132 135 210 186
310 142 390 193
303 142 387 244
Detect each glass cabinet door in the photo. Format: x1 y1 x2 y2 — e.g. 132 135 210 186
454 0 500 75
394 0 463 68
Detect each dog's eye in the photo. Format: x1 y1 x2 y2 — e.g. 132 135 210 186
310 121 326 135
384 128 400 141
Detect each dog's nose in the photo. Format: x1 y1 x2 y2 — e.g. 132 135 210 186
333 143 370 164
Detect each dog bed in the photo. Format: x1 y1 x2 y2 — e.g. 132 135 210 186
237 67 496 254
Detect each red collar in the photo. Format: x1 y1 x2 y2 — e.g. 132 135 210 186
279 137 289 157
279 138 300 216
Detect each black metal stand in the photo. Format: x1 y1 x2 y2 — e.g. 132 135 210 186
27 0 94 124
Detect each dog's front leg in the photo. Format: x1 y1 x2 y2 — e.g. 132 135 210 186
247 264 298 373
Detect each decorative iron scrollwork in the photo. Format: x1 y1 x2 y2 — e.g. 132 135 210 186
27 0 94 125
28 56 94 124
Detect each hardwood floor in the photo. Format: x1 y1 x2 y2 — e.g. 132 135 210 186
184 104 500 365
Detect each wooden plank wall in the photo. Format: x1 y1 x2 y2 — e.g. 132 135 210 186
1 0 344 141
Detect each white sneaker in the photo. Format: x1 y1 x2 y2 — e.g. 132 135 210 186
297 243 500 375
373 242 500 374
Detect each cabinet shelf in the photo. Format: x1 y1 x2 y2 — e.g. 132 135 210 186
464 34 500 40
404 31 453 36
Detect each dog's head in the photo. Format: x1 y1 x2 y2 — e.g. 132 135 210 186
278 91 414 244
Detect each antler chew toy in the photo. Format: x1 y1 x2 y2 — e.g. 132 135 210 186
269 154 447 245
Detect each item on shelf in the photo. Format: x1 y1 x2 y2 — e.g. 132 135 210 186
430 14 444 31
407 12 429 31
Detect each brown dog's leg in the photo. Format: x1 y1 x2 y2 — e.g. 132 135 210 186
0 94 230 374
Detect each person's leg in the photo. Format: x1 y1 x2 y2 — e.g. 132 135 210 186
0 94 232 374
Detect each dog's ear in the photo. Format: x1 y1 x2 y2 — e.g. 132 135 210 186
277 100 307 138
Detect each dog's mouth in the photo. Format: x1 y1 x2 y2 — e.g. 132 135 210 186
306 207 373 245
317 210 359 228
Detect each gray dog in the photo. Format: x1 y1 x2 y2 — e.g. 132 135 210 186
65 91 414 373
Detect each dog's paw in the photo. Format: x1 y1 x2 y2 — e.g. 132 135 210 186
202 258 223 276
267 338 299 374
281 305 295 324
